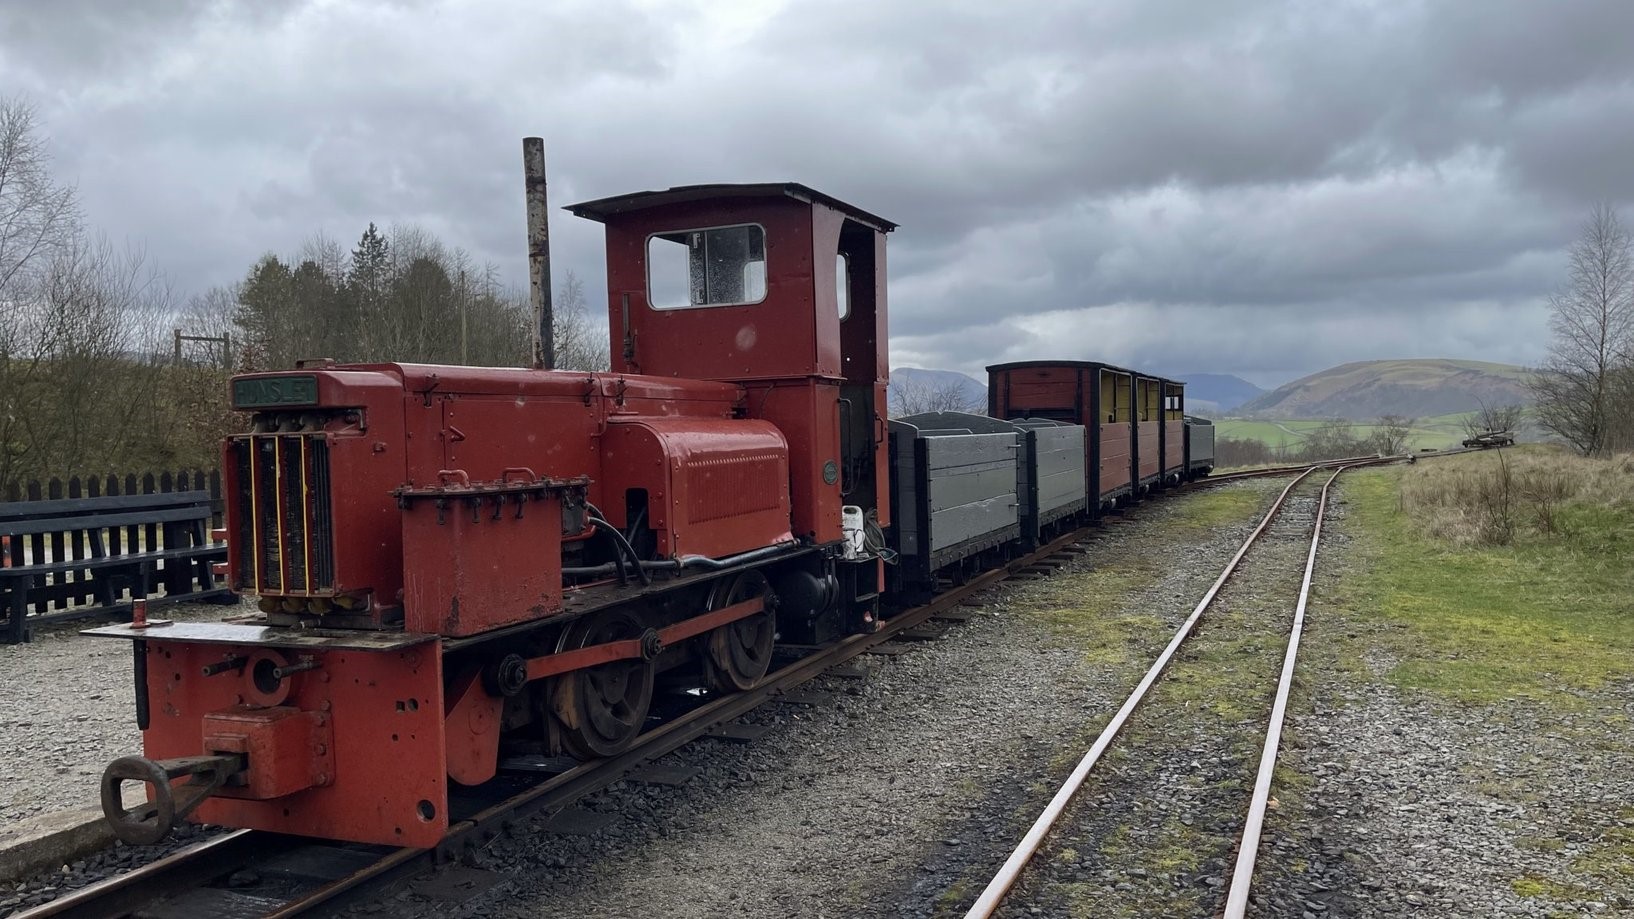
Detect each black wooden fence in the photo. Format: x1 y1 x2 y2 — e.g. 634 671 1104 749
2 469 225 526
1 469 233 644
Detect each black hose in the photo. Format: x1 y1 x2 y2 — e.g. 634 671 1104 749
590 515 649 586
585 504 651 586
863 512 898 564
669 542 797 571
625 505 647 546
610 528 628 585
560 541 798 579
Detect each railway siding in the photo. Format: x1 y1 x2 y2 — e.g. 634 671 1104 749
12 454 1618 918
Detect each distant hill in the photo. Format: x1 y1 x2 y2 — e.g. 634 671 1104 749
1236 359 1533 420
888 367 987 415
1174 373 1264 413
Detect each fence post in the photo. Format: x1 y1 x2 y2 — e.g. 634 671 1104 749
209 469 223 529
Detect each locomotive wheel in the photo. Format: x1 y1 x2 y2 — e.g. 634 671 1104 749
704 570 777 692
551 610 655 759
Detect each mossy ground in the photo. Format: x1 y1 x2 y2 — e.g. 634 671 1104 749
1173 487 1264 530
1012 486 1263 652
1323 459 1634 706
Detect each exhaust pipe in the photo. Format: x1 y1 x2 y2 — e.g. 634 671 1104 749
523 137 554 371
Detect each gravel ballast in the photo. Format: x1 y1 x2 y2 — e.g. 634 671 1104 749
0 601 252 825
1 602 247 917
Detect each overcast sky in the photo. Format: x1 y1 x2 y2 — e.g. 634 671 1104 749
4 0 1633 387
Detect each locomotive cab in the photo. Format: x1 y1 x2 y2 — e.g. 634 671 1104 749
569 183 896 642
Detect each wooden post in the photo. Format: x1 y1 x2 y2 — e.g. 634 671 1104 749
523 137 554 371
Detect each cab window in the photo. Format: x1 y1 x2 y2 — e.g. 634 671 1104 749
647 224 767 309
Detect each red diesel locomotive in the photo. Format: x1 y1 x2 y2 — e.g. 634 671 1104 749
90 183 897 848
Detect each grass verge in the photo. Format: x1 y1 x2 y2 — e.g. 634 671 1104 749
1330 454 1634 705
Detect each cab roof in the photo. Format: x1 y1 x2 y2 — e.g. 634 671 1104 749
566 182 897 233
986 360 1184 388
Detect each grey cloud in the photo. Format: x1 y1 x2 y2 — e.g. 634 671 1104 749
2 0 1632 386
0 0 254 81
1507 83 1634 203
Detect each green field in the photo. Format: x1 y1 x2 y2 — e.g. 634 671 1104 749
1215 412 1473 452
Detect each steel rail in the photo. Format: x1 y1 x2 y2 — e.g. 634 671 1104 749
1204 445 1476 486
1202 452 1387 484
1219 463 1346 919
962 468 1320 919
13 529 1090 919
7 829 270 919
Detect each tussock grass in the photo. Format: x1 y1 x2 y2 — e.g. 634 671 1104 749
1333 462 1634 705
1399 446 1634 546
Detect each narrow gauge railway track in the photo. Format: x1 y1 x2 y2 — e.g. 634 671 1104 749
1203 452 1396 485
10 525 1106 919
1201 446 1475 487
962 460 1376 919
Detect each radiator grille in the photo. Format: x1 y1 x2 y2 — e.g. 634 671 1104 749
232 434 336 594
687 453 784 524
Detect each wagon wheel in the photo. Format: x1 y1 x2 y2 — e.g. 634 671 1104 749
704 570 777 692
550 609 654 759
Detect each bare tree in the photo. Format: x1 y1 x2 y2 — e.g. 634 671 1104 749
300 230 347 281
1 232 174 484
890 375 981 417
0 99 80 489
1300 417 1366 461
1462 400 1525 439
1373 414 1415 454
0 100 78 305
180 284 240 347
1215 436 1274 468
1531 204 1634 455
553 269 610 371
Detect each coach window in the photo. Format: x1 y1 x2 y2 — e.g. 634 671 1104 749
836 252 850 320
646 224 767 309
